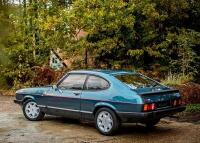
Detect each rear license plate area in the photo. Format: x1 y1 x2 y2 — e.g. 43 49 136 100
156 100 171 109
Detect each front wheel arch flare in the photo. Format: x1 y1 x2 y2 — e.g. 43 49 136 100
22 96 35 104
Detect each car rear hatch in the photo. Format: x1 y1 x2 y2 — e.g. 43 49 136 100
136 88 181 110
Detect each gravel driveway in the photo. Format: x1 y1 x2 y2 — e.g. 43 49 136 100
0 95 200 143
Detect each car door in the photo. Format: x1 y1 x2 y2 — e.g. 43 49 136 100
80 75 110 120
40 73 87 119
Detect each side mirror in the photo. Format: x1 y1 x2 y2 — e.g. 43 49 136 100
52 85 63 93
52 85 57 89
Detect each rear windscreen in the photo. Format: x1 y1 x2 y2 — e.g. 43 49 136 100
115 74 160 89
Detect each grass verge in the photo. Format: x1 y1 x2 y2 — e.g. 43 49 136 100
185 104 200 113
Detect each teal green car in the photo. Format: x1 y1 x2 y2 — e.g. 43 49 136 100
14 70 185 135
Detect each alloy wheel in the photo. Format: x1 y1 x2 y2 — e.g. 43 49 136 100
25 101 40 119
97 111 113 133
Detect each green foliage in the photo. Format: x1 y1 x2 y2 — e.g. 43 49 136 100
0 1 73 88
0 1 10 66
1 0 200 88
69 0 200 74
185 104 200 113
71 0 135 32
161 73 193 86
158 29 200 76
69 0 136 67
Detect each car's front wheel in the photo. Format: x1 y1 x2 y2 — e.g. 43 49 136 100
23 99 45 121
95 108 119 135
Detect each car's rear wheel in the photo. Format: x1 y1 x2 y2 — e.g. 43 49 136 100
23 99 44 121
145 119 160 128
95 108 119 135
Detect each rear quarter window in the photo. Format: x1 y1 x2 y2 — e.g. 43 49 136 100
85 75 110 90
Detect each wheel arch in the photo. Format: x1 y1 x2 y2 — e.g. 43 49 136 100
22 95 36 104
93 102 120 120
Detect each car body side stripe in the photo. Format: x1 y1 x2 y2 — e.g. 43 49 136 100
37 105 93 114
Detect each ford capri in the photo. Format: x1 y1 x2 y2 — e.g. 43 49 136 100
14 70 185 135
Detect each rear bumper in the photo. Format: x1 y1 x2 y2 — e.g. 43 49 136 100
118 106 186 123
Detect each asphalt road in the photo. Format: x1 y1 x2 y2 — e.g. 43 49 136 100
0 95 200 143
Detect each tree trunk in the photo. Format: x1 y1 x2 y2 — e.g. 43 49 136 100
84 48 88 68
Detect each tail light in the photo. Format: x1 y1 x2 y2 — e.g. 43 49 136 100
143 103 156 112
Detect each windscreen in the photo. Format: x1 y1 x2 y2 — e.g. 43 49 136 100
115 74 160 89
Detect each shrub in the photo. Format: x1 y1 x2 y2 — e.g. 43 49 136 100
31 66 66 86
185 104 200 112
175 82 200 104
32 66 56 86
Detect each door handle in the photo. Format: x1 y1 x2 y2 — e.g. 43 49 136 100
73 92 80 96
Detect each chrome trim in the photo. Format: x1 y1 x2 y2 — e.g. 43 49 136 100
39 104 138 114
37 105 46 108
42 94 80 98
43 94 55 96
47 106 80 112
80 110 93 114
38 105 93 114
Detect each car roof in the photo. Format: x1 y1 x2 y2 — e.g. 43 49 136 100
69 69 135 76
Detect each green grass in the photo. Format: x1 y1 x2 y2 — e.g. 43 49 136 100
185 104 200 113
161 74 193 86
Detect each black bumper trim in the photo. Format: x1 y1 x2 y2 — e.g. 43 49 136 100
14 99 22 105
118 106 186 122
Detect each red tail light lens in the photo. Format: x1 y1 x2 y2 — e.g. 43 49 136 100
143 103 156 111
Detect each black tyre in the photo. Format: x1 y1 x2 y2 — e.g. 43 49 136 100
145 119 160 128
22 99 45 121
95 108 120 135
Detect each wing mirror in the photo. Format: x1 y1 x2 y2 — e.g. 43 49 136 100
52 85 58 89
52 85 63 93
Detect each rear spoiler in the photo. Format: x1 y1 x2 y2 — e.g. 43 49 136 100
139 89 179 96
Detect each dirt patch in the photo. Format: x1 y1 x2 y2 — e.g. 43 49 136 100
0 95 19 113
168 112 200 124
0 95 200 143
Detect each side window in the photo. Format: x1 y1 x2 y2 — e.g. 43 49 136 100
85 76 109 90
58 74 87 90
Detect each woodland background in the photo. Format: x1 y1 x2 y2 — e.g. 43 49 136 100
0 0 200 90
